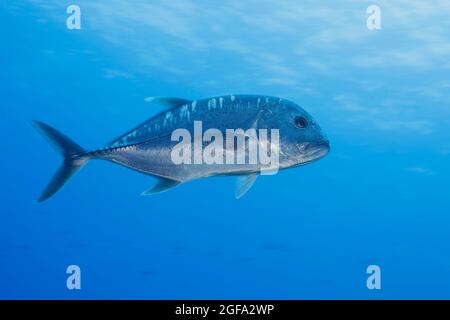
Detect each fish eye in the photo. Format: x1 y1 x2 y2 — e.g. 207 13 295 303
294 116 308 128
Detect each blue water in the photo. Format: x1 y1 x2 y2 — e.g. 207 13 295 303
1 1 450 299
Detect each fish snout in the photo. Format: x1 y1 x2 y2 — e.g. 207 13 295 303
315 139 330 151
296 139 330 159
313 139 330 157
297 139 330 151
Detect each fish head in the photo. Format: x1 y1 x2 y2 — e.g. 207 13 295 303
270 100 330 167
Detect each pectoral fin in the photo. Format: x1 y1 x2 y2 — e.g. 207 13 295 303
235 173 258 199
141 178 180 195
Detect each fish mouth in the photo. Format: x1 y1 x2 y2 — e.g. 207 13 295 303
296 140 330 159
310 140 330 151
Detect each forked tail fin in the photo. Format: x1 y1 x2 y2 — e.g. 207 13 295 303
32 120 90 202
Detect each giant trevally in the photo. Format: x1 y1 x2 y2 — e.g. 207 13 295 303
33 95 330 202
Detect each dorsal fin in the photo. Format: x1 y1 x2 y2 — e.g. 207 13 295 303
107 97 192 148
144 97 192 110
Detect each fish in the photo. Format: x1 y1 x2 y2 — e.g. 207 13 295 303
32 94 330 202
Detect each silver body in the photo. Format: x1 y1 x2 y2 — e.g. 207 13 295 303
96 95 330 182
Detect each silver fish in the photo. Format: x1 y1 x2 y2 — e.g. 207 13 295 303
33 95 330 202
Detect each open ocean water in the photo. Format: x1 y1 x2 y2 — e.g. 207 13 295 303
1 1 450 299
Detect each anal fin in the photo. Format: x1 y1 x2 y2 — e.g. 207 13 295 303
141 177 180 195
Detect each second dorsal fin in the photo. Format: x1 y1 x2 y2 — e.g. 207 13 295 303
107 97 192 148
